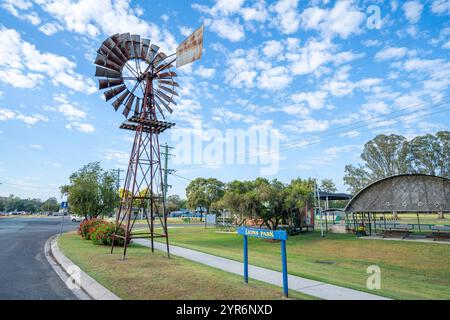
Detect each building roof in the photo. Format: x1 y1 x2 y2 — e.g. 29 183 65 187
317 191 352 201
344 174 450 213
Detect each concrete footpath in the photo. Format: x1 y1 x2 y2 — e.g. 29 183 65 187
134 239 390 300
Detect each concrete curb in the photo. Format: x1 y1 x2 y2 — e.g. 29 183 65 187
47 235 121 300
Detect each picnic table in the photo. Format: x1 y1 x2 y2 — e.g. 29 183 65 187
381 225 413 239
429 225 450 241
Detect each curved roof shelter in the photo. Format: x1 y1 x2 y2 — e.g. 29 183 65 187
345 174 450 213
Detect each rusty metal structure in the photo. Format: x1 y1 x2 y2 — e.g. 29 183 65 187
345 174 450 213
94 27 203 259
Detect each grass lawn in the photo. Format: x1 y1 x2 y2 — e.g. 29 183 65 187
58 232 315 300
149 227 450 300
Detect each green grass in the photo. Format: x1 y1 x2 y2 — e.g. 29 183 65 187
58 232 315 300
149 227 450 300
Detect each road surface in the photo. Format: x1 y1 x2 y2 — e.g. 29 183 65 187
0 217 78 299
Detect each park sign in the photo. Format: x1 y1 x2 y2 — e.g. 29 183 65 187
237 227 289 297
237 226 288 240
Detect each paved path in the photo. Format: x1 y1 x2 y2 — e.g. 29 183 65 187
134 239 390 300
0 217 78 299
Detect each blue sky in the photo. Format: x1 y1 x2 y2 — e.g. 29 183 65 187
0 0 449 201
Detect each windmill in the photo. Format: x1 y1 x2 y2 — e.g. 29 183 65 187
94 26 204 259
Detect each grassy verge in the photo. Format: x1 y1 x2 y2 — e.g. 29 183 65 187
58 232 315 300
148 227 450 300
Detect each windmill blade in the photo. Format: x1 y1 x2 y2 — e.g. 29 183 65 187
94 53 121 72
159 79 179 87
104 37 127 64
158 85 178 97
156 89 177 105
154 101 165 119
146 44 159 63
98 78 124 89
110 34 129 62
134 97 141 116
97 44 125 67
155 93 174 113
141 38 150 60
153 52 168 66
112 90 130 111
104 84 126 102
119 33 131 59
95 66 122 78
122 94 135 118
155 59 175 73
157 71 177 79
131 34 141 59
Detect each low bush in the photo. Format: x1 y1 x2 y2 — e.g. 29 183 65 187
78 218 103 240
91 221 127 246
78 218 127 246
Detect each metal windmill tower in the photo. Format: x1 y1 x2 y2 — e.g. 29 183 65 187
94 26 204 259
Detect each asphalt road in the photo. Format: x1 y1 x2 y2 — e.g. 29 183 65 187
0 217 78 300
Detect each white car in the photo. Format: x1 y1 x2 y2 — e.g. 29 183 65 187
70 215 82 222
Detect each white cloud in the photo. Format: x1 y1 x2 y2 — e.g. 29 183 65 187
195 66 216 79
360 101 391 115
1 0 41 25
430 0 450 15
38 22 62 36
270 0 299 34
257 66 291 90
240 0 268 22
206 17 245 42
0 26 96 94
375 47 408 61
0 107 48 126
33 0 177 52
44 161 62 167
103 149 129 167
29 144 43 149
402 1 423 24
287 38 335 75
65 122 95 133
179 26 194 37
299 0 365 39
262 40 283 58
341 130 360 138
291 91 328 110
211 107 244 123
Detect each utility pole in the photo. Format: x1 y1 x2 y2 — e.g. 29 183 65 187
115 168 124 220
115 168 124 192
160 143 174 207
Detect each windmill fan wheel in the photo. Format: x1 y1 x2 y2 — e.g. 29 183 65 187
94 33 178 120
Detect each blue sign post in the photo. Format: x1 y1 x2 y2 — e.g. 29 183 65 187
237 226 289 297
61 201 68 209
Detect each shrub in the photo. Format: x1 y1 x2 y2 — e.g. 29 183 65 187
78 218 103 240
91 221 127 246
78 218 128 246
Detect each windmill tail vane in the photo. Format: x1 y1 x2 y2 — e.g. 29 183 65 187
93 25 204 259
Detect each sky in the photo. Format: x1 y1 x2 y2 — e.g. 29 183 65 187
0 0 449 201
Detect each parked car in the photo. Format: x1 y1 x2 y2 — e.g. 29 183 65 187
70 215 82 222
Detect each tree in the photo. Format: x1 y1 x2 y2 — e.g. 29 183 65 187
409 131 450 177
60 162 119 220
344 132 450 194
186 178 225 219
319 178 337 193
40 197 60 213
166 195 186 213
343 134 411 193
343 164 372 194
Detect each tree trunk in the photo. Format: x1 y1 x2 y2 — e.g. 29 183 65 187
438 211 445 219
